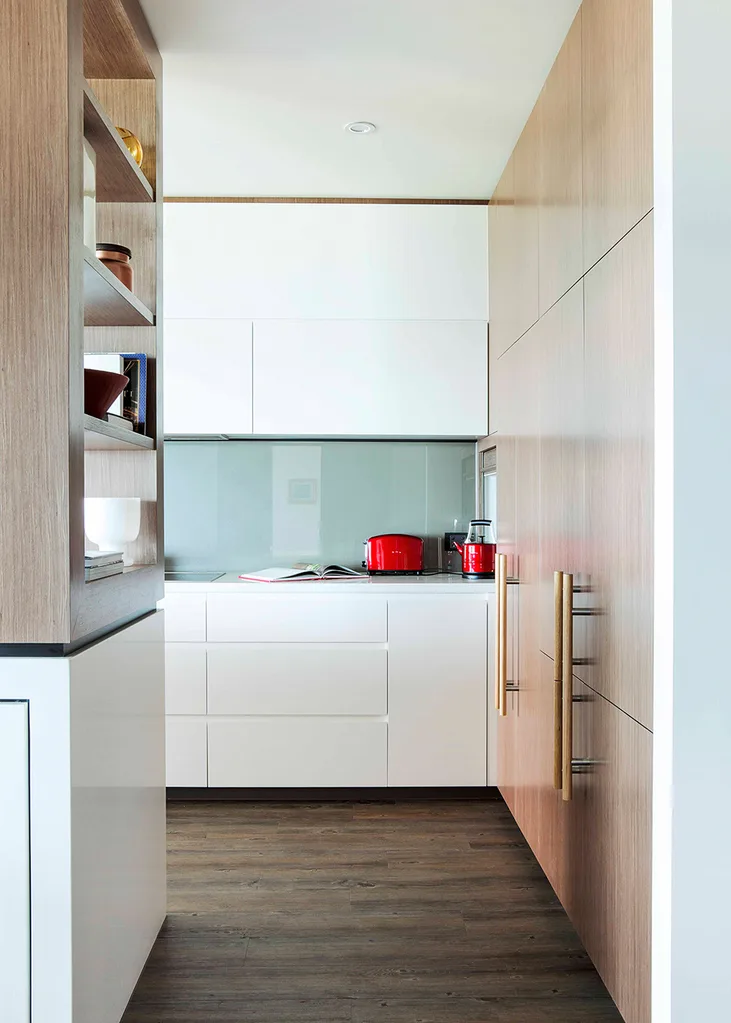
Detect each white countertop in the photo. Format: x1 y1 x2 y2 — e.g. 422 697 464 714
164 572 495 594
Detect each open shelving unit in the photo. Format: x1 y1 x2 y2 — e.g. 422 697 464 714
83 248 154 326
0 0 164 645
83 414 155 450
82 83 154 203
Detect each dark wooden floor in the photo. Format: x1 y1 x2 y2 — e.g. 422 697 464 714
121 799 622 1022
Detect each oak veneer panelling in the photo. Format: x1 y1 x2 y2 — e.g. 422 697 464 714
568 681 652 1023
83 0 158 79
583 214 654 728
538 9 584 314
538 282 590 681
487 155 516 369
90 78 158 192
512 110 541 344
510 321 547 868
0 0 78 643
581 0 653 271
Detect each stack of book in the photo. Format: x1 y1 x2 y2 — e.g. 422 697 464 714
85 550 124 582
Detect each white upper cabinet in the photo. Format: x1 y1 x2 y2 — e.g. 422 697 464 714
164 319 253 434
252 319 487 437
164 203 488 321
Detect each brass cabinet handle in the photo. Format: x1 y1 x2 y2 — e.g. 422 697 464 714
561 572 574 802
498 553 509 716
553 571 564 790
495 552 503 712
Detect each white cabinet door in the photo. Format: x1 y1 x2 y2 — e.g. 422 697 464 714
166 717 207 787
165 643 207 715
252 320 488 437
388 597 488 786
164 203 488 321
207 593 387 643
208 718 387 787
160 594 207 642
207 644 387 716
0 702 30 1023
164 319 253 435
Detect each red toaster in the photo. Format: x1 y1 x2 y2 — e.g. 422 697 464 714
364 534 424 575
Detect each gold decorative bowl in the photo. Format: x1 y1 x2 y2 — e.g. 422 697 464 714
116 127 144 168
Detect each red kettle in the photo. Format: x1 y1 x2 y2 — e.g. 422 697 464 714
453 520 497 579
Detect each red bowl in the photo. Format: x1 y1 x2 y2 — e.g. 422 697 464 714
84 368 129 419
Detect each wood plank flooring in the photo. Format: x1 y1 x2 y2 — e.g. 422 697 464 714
121 799 622 1022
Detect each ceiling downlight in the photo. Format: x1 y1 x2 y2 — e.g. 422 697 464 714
345 121 376 134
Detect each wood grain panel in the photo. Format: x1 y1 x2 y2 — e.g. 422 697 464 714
512 110 541 343
95 201 157 314
90 78 157 192
83 0 157 79
83 82 154 202
583 214 654 727
567 682 652 1023
487 155 515 369
581 0 653 271
0 0 76 642
509 321 547 868
538 282 590 680
539 9 583 314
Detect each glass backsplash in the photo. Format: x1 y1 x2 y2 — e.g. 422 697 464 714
164 440 476 573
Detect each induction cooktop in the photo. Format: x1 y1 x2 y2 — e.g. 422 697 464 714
164 571 224 582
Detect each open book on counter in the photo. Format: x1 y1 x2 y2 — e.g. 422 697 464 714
238 564 367 582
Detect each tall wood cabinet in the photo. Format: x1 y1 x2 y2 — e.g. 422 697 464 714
490 1 653 1021
0 0 164 647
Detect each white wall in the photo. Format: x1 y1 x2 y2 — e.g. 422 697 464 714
653 1 731 1018
164 202 488 321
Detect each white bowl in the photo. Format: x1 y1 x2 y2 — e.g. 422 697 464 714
84 497 141 567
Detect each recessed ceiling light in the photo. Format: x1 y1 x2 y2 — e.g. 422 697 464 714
345 121 376 134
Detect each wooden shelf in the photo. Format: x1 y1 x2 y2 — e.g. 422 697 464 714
83 247 154 326
84 563 155 585
84 414 154 450
83 83 153 203
83 0 156 79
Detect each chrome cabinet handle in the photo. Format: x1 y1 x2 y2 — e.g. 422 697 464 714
553 571 564 790
562 573 574 802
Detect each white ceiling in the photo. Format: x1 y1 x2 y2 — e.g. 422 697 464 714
141 0 581 199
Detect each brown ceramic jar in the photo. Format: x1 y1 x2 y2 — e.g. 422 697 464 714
96 243 133 292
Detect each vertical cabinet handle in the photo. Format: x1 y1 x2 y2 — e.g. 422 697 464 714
561 572 574 801
496 553 509 716
500 554 509 716
553 571 564 790
495 552 503 712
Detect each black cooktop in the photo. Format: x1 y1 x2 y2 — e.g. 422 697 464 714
164 571 224 582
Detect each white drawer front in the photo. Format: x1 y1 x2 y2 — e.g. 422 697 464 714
207 719 387 787
165 643 207 715
206 594 387 643
161 594 207 642
166 717 207 787
207 644 387 716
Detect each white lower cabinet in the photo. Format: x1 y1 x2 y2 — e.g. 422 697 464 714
0 702 30 1023
388 597 488 786
164 589 492 789
207 644 387 716
166 717 207 787
208 718 387 787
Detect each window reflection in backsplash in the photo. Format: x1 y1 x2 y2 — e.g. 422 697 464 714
164 440 476 573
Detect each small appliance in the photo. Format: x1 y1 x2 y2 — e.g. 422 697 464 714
453 520 496 579
364 534 424 575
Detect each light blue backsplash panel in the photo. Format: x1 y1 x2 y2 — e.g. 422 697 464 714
164 440 476 573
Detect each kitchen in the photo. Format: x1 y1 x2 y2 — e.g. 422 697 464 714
1 1 729 1022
